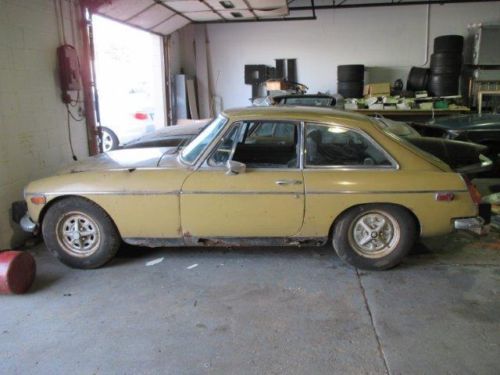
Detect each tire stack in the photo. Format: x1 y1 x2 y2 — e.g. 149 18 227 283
428 35 463 97
337 65 364 98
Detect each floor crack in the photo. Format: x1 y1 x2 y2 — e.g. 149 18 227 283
356 268 391 375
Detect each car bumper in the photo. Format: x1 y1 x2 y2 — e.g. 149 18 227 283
20 213 37 233
453 217 488 235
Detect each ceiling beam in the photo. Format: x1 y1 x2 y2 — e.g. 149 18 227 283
289 0 500 10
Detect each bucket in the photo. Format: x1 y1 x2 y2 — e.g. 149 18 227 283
0 251 36 294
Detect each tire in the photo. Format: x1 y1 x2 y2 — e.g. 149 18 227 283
42 197 120 269
430 52 462 70
100 127 119 152
332 204 417 270
337 81 364 98
407 67 430 91
434 35 464 53
427 74 459 96
337 65 365 81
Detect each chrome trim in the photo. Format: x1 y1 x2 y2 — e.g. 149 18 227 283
307 189 468 195
181 191 303 195
25 191 180 196
299 121 305 170
303 122 400 170
454 217 487 235
20 213 36 232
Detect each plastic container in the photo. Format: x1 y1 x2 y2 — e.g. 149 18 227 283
0 251 36 294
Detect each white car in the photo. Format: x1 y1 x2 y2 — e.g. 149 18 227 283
98 89 161 151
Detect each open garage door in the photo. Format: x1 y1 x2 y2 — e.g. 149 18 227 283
92 15 166 151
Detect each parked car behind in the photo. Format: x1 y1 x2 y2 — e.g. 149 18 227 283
21 107 487 271
412 113 500 161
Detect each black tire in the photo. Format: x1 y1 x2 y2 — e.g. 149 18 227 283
434 35 464 53
430 52 462 72
407 67 430 91
332 204 417 270
42 197 120 269
430 64 462 75
337 65 365 81
427 74 460 96
337 81 364 98
100 127 119 152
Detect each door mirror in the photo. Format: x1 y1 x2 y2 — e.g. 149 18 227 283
226 160 246 175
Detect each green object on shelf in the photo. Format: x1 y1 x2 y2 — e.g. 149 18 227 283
434 100 449 109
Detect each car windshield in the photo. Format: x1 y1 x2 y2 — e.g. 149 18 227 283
180 115 227 164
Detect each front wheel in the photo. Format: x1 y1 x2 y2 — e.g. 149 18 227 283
42 197 120 269
332 204 417 270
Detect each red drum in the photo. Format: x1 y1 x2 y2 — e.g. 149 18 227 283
0 251 36 294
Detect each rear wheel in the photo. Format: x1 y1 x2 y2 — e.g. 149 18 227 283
332 204 417 270
42 197 120 269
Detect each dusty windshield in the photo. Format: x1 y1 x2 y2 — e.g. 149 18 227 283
180 115 227 164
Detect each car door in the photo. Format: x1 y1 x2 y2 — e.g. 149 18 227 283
180 120 305 239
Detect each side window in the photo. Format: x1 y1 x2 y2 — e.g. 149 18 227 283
305 123 393 167
245 122 294 145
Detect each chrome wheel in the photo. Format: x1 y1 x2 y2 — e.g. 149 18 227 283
101 129 115 152
56 211 101 257
348 211 400 259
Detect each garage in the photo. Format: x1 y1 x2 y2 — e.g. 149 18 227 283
1 0 500 373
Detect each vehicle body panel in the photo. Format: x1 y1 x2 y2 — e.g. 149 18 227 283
23 107 479 246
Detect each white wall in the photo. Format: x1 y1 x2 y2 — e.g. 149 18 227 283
0 0 89 248
178 2 500 110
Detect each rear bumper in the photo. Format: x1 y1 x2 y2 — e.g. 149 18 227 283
453 217 488 235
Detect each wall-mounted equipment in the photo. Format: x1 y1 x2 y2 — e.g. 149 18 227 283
57 44 81 103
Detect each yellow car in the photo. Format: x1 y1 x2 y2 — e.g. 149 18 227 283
21 107 485 270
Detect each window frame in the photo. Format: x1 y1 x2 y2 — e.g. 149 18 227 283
200 119 303 171
302 122 399 170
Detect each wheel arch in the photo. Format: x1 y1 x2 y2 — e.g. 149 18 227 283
39 195 122 237
327 202 421 240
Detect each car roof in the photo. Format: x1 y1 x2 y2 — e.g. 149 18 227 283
222 106 370 126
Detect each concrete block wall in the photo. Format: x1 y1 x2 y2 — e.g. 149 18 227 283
0 0 89 248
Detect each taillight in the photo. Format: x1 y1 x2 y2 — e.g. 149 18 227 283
464 177 482 204
134 112 148 120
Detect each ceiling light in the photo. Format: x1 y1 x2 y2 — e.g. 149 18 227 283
220 1 235 9
231 11 243 18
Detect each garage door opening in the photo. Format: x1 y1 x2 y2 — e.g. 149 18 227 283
92 15 166 152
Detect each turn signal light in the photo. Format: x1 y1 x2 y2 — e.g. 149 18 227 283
435 192 455 201
30 196 46 205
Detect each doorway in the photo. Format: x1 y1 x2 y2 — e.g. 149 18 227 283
92 15 166 151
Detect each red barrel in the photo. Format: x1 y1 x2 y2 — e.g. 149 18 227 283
0 251 36 294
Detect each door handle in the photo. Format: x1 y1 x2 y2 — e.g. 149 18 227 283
275 179 302 186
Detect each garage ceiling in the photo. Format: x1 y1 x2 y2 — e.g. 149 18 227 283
95 0 290 35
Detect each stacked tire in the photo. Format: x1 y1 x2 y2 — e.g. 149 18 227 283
428 35 463 97
337 65 364 98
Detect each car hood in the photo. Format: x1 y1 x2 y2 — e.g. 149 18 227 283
59 147 180 173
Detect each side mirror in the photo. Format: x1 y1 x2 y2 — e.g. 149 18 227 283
226 160 246 175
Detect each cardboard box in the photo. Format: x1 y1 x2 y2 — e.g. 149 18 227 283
265 79 290 91
364 83 391 97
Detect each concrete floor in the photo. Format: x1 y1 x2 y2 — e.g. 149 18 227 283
0 231 499 374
